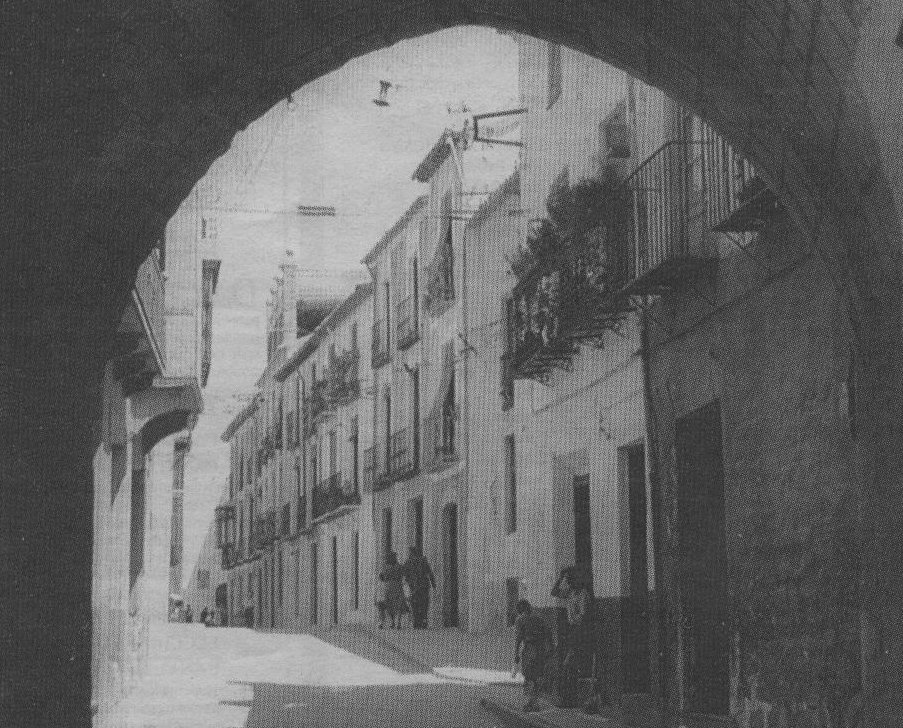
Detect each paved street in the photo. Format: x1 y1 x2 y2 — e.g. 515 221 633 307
122 623 512 728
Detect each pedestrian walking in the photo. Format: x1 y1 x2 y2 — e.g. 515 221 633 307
378 552 407 629
512 599 550 712
199 607 209 625
403 546 436 629
184 605 194 623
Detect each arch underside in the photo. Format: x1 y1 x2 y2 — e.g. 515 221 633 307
1 1 902 725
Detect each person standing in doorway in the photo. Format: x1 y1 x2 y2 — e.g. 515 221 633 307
403 546 436 629
552 566 597 708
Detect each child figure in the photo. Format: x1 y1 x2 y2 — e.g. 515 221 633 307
513 599 550 712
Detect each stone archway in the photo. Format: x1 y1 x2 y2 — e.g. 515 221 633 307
2 2 903 725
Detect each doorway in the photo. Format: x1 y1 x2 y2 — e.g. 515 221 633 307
408 497 424 555
382 507 393 566
331 535 339 625
621 443 651 693
676 401 729 716
441 502 459 627
573 474 593 583
310 541 318 625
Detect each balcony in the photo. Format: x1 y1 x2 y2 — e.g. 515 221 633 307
424 411 458 471
396 296 419 349
389 427 417 482
621 139 718 296
703 125 780 234
308 379 330 424
372 319 391 368
220 544 242 570
132 250 167 364
370 444 392 492
326 349 360 405
312 472 361 521
251 511 277 552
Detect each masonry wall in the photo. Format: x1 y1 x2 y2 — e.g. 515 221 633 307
646 215 860 726
92 367 177 728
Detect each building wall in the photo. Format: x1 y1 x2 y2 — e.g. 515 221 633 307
92 368 179 728
645 218 859 724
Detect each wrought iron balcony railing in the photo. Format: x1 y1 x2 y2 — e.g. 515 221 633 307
370 443 392 492
308 379 330 422
251 511 277 552
312 472 360 520
396 296 419 349
702 123 780 235
372 319 391 368
424 410 457 470
389 427 417 481
325 349 360 405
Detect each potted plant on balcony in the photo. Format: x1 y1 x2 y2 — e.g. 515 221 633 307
509 167 634 378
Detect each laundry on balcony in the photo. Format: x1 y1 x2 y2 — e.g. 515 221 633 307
424 341 458 470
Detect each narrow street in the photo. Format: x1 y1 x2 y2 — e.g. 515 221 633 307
122 624 513 728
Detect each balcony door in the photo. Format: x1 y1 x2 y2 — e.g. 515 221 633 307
441 503 459 627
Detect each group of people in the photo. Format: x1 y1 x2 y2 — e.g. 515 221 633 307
512 565 603 713
376 546 436 629
170 603 220 627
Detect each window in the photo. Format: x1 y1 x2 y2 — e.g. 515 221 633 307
129 467 146 590
351 416 360 492
277 549 283 607
547 42 562 108
295 551 302 616
411 256 419 329
352 531 360 611
504 435 517 533
328 430 337 477
410 368 420 469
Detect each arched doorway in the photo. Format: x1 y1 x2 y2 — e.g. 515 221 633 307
441 503 459 628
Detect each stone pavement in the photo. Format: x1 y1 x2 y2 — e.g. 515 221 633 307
320 624 662 728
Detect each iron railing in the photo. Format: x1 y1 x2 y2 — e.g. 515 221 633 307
389 427 416 480
624 139 708 282
312 472 360 520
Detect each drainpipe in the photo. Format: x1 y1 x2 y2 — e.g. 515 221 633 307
640 307 674 728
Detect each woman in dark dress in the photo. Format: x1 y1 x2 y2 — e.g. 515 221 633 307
378 552 407 629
